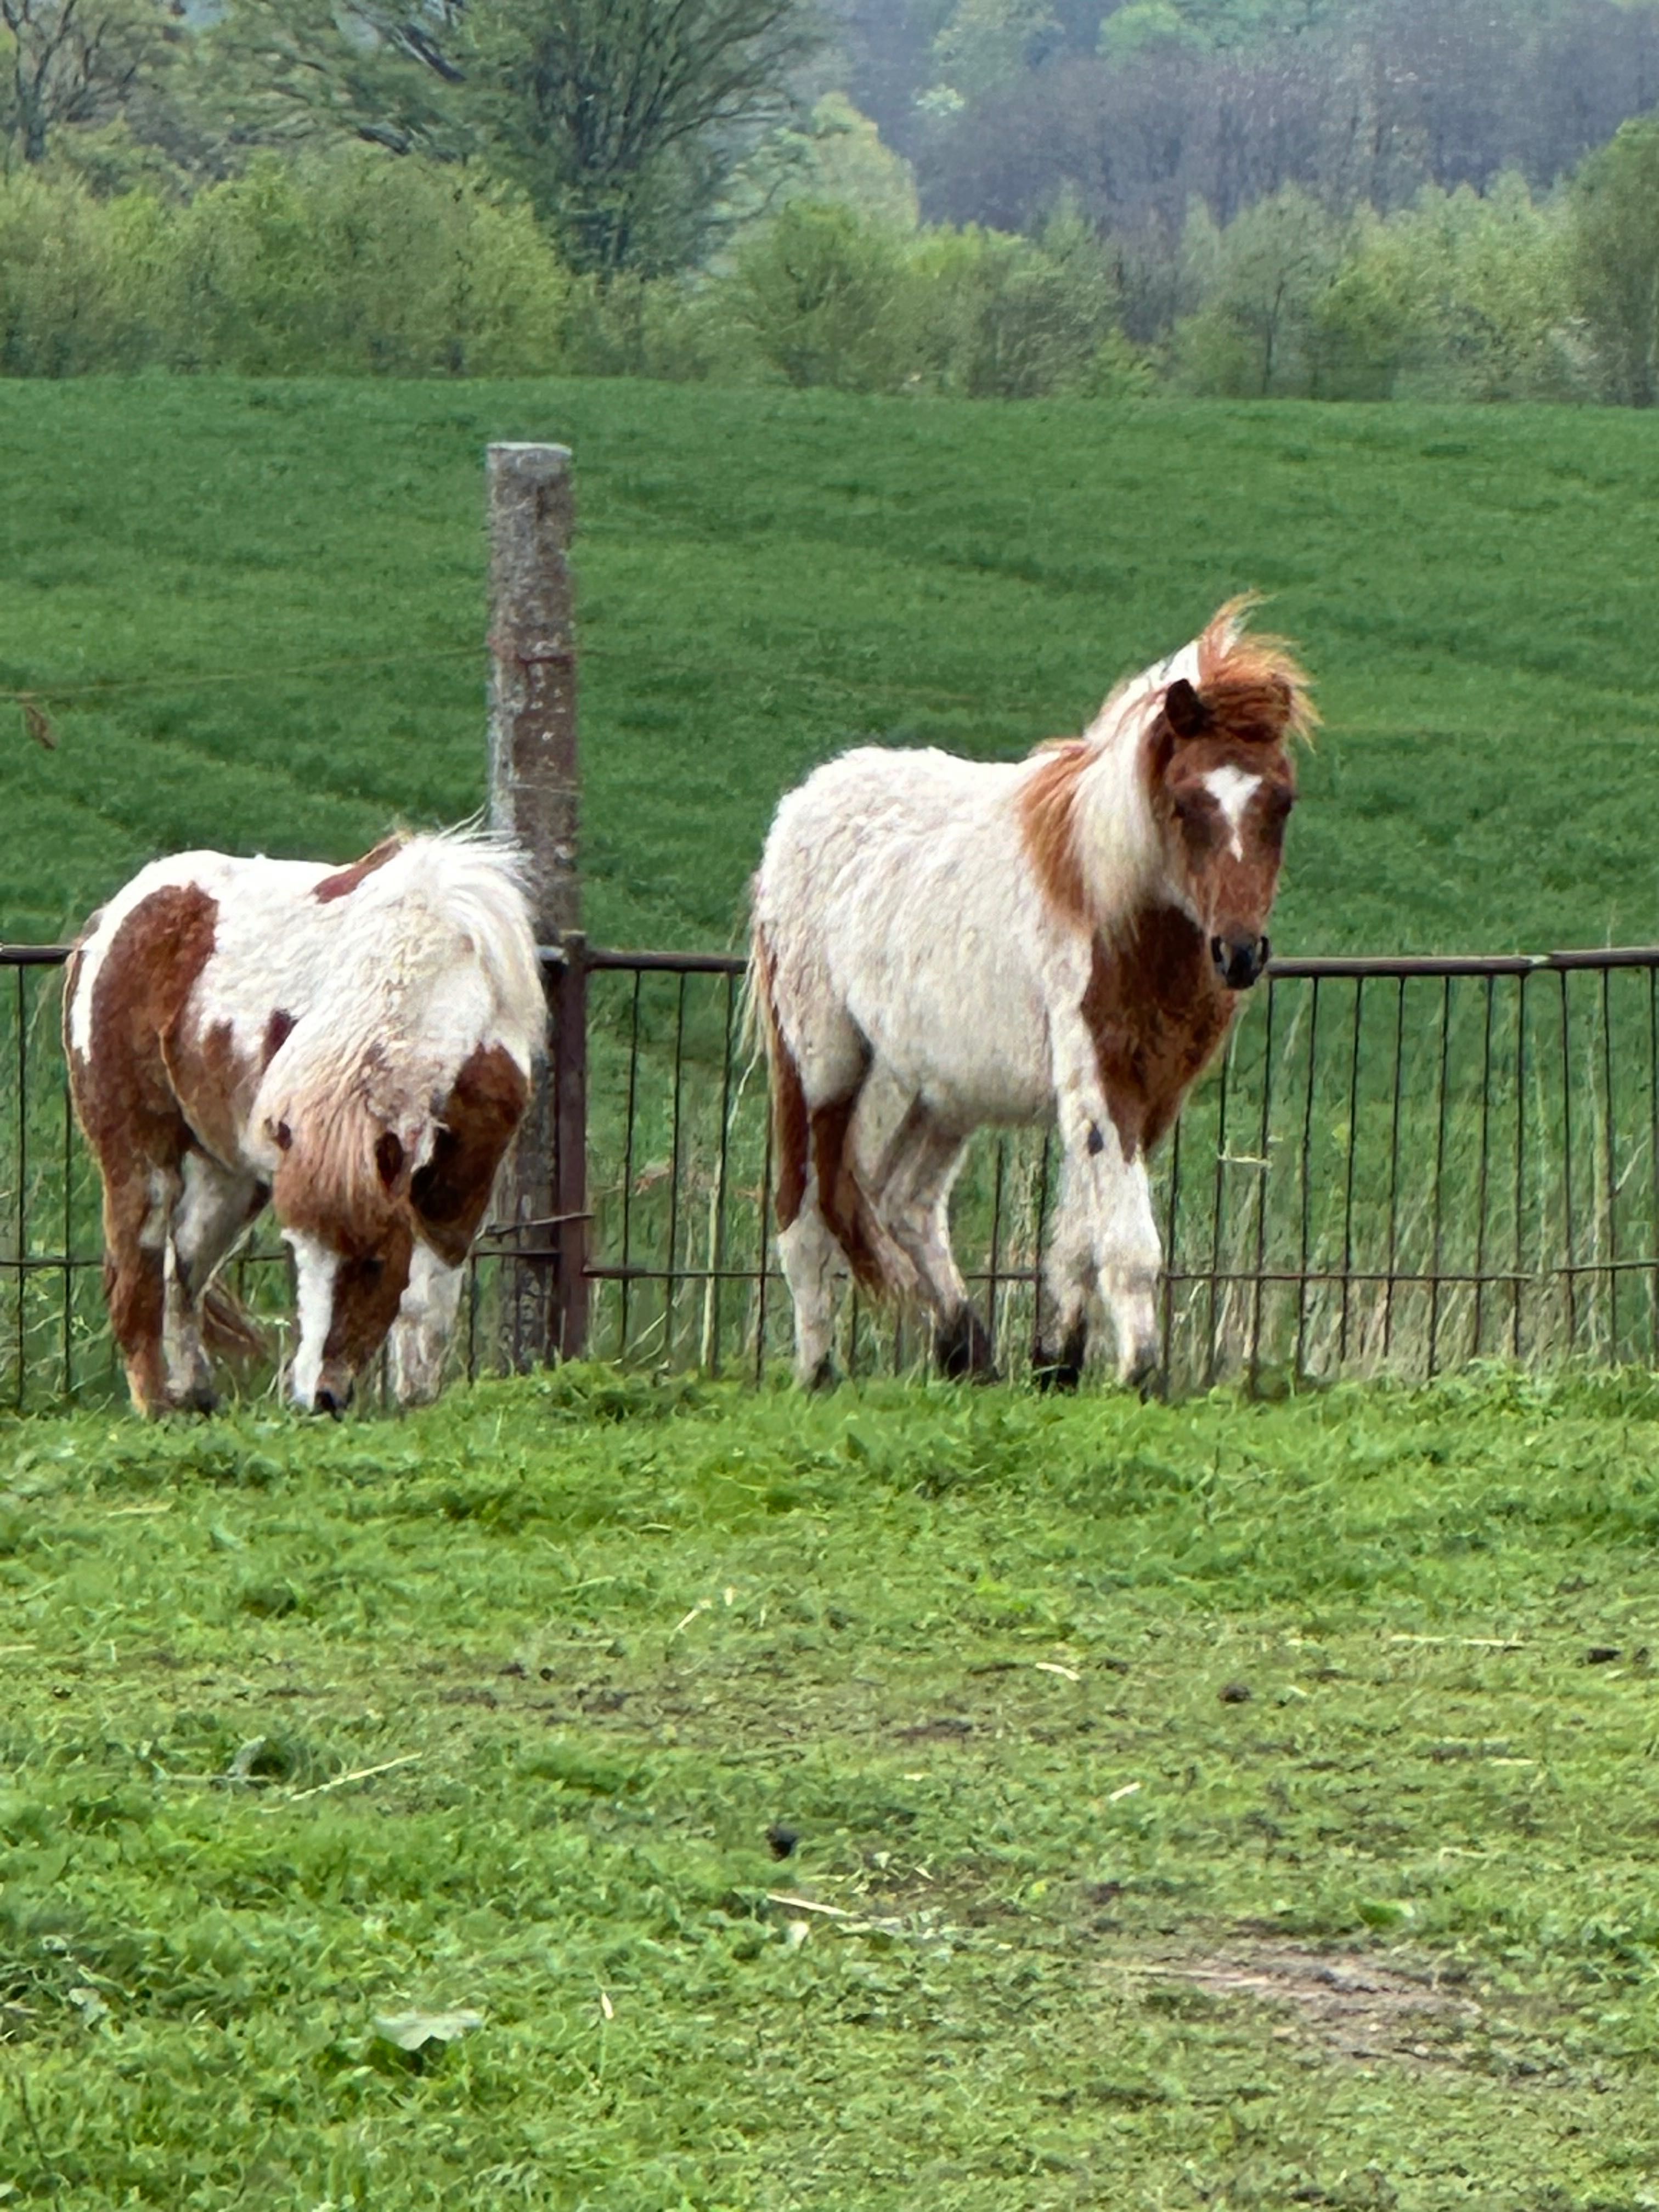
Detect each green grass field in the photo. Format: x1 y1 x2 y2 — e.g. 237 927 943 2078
5 1368 1659 2208
9 386 1659 2205
4 380 1659 953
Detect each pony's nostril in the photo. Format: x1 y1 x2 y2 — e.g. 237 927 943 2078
314 1387 344 1419
1209 935 1227 972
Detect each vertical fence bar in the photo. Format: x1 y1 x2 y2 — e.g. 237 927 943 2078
61 1062 73 1400
618 969 643 1357
704 972 738 1374
1294 975 1320 1381
552 935 589 1363
1513 971 1528 1362
1246 980 1277 1392
1426 974 1452 1379
1382 976 1407 1360
663 974 688 1362
1472 973 1495 1361
1205 1042 1232 1386
1601 964 1618 1359
1560 968 1578 1352
15 964 25 1410
986 1138 1006 1361
1338 976 1363 1364
1651 966 1659 1364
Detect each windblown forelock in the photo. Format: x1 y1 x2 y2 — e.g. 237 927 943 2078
1193 597 1318 747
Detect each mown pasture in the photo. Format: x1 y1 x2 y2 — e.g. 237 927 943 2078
5 1369 1659 2208
3 379 1659 953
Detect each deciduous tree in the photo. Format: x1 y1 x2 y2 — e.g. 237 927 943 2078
1 0 177 164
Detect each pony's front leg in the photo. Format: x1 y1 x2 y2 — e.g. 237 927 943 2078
166 1152 264 1413
1039 1015 1163 1392
388 1242 467 1407
1092 1142 1163 1391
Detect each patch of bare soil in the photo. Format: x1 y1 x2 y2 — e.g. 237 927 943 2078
1147 1946 1482 2066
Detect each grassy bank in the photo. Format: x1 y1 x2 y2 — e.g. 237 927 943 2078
4 381 1659 953
3 1368 1659 2205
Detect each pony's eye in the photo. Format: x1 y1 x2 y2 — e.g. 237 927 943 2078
361 1257 385 1284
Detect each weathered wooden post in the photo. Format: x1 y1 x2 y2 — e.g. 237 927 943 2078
487 442 587 1367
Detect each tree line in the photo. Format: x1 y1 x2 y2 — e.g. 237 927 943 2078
6 0 1659 402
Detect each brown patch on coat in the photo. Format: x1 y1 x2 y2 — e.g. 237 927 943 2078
1017 740 1090 930
65 883 219 1414
163 1015 257 1167
1082 911 1235 1160
752 928 811 1233
411 1043 531 1266
313 833 406 904
264 1007 296 1064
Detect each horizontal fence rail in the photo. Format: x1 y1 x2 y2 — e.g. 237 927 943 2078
8 940 1659 1406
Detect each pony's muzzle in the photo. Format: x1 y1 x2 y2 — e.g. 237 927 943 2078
313 1383 352 1419
1211 933 1269 991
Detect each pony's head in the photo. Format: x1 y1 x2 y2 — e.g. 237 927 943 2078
263 1077 425 1414
1147 602 1316 991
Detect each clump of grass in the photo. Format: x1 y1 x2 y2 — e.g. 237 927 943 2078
2 1369 1659 2204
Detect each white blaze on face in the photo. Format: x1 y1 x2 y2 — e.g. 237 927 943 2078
284 1227 340 1407
1202 766 1261 860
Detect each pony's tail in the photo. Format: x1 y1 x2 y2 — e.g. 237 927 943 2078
202 1282 268 1364
748 913 895 1300
748 919 811 1240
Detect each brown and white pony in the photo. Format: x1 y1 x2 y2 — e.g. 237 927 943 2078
65 829 544 1417
751 599 1315 1390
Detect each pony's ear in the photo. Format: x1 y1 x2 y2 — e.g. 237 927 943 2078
375 1131 407 1191
1164 678 1211 742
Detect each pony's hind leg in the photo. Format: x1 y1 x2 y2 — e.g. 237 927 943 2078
778 1194 849 1389
99 1159 182 1418
869 1105 992 1379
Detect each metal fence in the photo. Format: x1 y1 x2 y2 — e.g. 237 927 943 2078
8 940 1659 1408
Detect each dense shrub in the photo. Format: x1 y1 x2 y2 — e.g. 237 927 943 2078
1570 119 1659 408
0 150 569 376
727 202 921 390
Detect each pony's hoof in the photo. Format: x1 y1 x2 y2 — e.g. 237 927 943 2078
937 1307 995 1383
1121 1347 1163 1399
1032 1321 1087 1392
